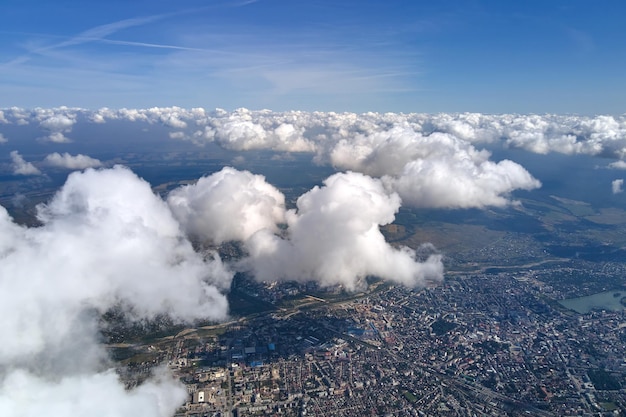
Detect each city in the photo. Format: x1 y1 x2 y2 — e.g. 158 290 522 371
112 259 626 416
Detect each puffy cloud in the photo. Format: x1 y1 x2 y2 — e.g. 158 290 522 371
0 165 232 416
16 107 626 207
44 152 103 169
10 150 41 175
168 167 286 244
0 133 7 143
612 179 624 194
244 171 443 291
110 108 625 159
33 108 79 142
383 153 541 208
210 119 315 152
320 127 541 208
609 160 626 170
39 114 76 131
46 131 72 143
108 108 543 208
0 368 187 417
3 107 31 125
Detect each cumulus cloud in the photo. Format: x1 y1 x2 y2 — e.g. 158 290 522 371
609 160 626 170
208 117 315 152
612 179 624 194
243 171 443 291
168 167 286 244
46 131 72 143
165 167 442 292
319 127 541 208
0 165 232 416
15 107 626 207
87 108 626 159
34 108 78 142
44 152 103 169
40 114 75 131
382 151 541 208
0 133 7 143
10 150 41 175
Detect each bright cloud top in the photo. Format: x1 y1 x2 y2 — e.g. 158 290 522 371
612 179 624 194
4 107 626 159
166 167 443 291
44 152 103 169
322 127 541 208
35 107 77 143
10 150 41 175
244 171 444 291
167 167 286 244
1 107 577 208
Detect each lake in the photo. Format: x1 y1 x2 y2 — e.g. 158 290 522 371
559 290 626 314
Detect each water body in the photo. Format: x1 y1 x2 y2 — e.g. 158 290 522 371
559 290 626 314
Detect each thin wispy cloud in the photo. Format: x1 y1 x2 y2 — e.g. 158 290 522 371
2 15 164 68
0 1 421 111
2 1 626 112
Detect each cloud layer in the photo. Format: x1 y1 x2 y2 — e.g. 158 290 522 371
5 107 626 208
2 107 588 208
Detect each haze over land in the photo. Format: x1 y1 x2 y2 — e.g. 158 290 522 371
1 0 626 416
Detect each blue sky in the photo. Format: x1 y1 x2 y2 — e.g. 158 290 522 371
1 0 625 114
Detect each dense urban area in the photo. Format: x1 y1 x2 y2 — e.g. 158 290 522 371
111 252 626 417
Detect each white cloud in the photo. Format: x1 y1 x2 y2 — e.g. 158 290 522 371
243 171 443 291
44 152 103 169
321 127 541 208
35 108 79 143
0 368 187 417
211 118 315 152
10 150 41 175
609 160 626 170
0 133 7 143
46 131 72 143
0 165 232 417
39 114 76 131
383 153 541 208
168 167 286 244
612 179 624 194
169 131 185 139
13 108 626 207
130 109 625 160
21 107 546 209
